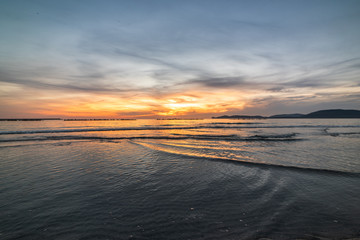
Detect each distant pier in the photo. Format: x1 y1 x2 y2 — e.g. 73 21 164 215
0 118 61 121
0 118 136 121
63 119 136 121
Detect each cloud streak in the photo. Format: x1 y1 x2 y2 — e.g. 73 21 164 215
183 76 248 88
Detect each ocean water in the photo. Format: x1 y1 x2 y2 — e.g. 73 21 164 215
0 119 359 239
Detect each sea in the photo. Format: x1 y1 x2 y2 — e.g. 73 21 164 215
0 118 359 240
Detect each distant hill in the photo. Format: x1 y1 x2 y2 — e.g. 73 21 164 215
269 109 360 118
305 109 360 118
212 115 266 119
214 109 360 119
269 113 305 118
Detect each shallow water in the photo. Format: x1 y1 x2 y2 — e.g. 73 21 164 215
0 119 359 239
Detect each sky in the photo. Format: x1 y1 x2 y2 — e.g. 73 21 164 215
0 0 360 118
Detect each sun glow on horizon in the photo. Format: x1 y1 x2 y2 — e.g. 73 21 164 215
2 76 359 118
5 88 248 118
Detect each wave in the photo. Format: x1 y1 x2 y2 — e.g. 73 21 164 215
1 125 359 135
132 141 360 175
249 133 298 139
322 128 360 137
0 141 76 148
171 133 239 138
0 127 195 135
171 133 300 141
0 132 303 143
329 132 360 137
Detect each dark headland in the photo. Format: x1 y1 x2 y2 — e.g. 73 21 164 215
213 109 360 119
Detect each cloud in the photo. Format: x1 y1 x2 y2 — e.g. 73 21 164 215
285 78 328 88
267 87 287 92
182 76 249 88
0 70 143 94
113 48 202 74
325 57 360 68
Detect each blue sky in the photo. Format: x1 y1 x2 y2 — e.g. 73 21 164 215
0 0 359 117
